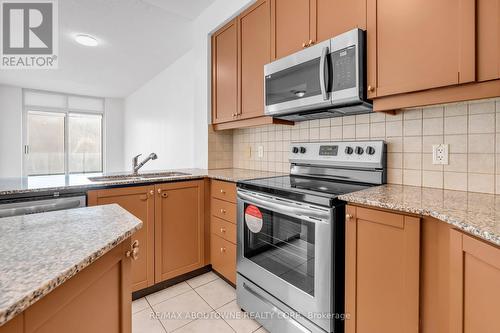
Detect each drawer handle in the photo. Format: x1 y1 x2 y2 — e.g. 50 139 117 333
220 209 226 214
220 189 226 194
346 214 353 220
126 240 140 260
220 227 226 233
220 247 226 253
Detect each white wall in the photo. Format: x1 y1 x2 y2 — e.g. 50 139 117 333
0 85 23 177
123 50 196 171
104 98 125 172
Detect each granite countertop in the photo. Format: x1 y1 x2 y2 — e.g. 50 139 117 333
0 204 142 326
0 168 285 197
339 184 500 247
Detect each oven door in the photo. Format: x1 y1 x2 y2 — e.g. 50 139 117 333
264 39 332 116
237 189 333 332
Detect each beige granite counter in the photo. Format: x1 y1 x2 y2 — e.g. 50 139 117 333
0 168 284 197
0 204 142 326
338 184 500 247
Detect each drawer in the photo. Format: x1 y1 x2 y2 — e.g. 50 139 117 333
211 234 236 284
211 217 237 244
211 180 237 203
211 198 237 224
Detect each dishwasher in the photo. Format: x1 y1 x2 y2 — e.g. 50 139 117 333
0 192 87 218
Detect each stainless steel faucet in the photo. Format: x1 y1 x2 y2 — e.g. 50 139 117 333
132 153 158 175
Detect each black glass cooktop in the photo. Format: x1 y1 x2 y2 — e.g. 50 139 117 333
238 175 371 207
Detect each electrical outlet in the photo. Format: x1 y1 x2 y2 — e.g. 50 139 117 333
432 144 449 165
257 145 264 159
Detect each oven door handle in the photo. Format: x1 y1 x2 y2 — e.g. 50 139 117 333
319 46 329 101
237 190 330 223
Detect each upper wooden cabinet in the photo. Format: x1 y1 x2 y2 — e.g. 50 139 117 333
271 0 367 60
239 0 271 119
271 0 314 59
88 186 155 292
450 230 500 333
315 0 366 43
367 0 475 99
477 0 500 82
212 19 239 124
345 205 420 333
155 180 205 283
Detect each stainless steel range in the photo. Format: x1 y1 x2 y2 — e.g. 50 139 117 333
236 141 386 333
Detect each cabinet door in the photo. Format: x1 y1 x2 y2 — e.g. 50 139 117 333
88 186 155 292
25 241 132 333
315 0 366 43
212 19 238 124
345 206 420 333
271 0 314 59
367 0 475 98
238 0 271 119
477 0 500 81
154 180 204 283
450 230 500 333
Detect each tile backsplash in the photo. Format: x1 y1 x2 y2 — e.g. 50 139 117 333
209 98 500 194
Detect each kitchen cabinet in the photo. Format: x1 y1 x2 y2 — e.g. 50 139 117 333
271 0 314 59
0 241 132 333
449 230 500 333
210 180 237 284
477 0 500 82
315 0 366 43
211 1 293 130
88 186 155 292
345 205 420 333
366 0 475 100
212 19 239 124
154 180 205 283
238 0 271 120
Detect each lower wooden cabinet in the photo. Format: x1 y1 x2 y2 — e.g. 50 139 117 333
155 180 205 283
0 240 132 333
88 186 155 292
345 205 420 333
88 180 205 291
211 234 237 284
449 230 500 333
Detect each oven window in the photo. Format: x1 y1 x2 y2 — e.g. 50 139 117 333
243 203 315 296
265 58 322 106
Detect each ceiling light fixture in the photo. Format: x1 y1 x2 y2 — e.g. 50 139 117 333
75 34 99 47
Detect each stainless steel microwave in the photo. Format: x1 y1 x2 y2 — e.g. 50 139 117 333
264 28 372 121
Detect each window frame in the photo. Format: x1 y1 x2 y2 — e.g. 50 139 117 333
22 89 105 177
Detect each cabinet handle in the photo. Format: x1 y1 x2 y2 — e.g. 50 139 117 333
161 192 169 198
368 85 375 93
346 214 353 220
220 247 226 253
149 190 154 196
157 188 162 194
220 208 226 214
220 189 226 194
220 227 226 233
308 39 314 46
139 194 148 201
126 240 140 260
302 42 307 48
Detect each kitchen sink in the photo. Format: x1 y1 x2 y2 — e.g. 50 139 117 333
88 172 191 182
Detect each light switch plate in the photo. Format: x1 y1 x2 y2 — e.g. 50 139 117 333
432 144 449 165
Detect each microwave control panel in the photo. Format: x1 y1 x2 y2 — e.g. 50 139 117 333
331 46 356 92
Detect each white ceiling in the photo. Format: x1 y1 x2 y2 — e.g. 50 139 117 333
0 0 215 98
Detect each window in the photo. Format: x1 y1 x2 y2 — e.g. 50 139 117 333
23 90 104 176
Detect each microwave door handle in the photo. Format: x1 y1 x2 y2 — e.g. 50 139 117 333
319 46 329 100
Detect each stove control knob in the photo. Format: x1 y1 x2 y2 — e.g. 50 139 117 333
345 146 354 155
300 147 307 154
355 146 364 155
366 146 376 155
292 147 299 154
